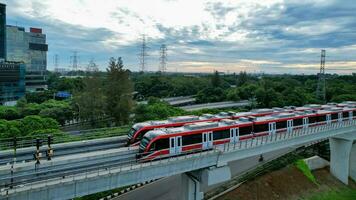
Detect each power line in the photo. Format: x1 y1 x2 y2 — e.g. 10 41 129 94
138 35 148 72
316 49 326 102
159 44 167 73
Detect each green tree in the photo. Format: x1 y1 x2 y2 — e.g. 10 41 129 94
74 72 106 126
105 57 134 125
211 70 221 88
237 71 248 86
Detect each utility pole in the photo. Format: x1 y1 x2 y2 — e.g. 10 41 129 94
316 49 326 103
159 44 167 73
138 35 148 72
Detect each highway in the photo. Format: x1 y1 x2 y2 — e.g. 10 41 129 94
0 136 127 166
179 100 250 111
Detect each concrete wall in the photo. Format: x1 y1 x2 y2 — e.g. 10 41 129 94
304 156 329 171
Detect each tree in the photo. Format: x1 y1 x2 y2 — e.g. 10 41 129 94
211 70 221 88
237 71 248 86
105 57 134 125
73 72 106 126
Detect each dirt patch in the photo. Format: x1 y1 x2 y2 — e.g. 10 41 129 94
216 166 356 200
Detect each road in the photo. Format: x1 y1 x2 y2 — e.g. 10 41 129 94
179 100 250 111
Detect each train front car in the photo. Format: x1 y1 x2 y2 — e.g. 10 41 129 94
127 122 150 146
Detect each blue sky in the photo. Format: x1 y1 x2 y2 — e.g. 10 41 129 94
3 0 356 74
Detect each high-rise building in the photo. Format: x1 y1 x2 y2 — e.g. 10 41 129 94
6 25 48 92
0 61 26 105
0 3 6 60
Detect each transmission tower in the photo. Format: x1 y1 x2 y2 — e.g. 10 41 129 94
70 51 79 76
54 54 59 72
316 49 326 102
138 35 148 72
159 44 167 73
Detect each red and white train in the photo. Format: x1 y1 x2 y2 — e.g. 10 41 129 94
137 104 356 161
127 104 340 146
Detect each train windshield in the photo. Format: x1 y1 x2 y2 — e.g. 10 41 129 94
127 128 136 139
139 136 151 152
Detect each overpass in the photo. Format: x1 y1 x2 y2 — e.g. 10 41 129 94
0 120 355 200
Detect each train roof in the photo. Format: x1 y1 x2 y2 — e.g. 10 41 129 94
142 105 355 139
135 103 355 130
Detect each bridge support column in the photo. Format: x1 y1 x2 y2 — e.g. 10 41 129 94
329 137 356 185
182 173 203 200
182 165 231 200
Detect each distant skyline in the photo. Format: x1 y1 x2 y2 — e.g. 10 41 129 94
3 0 356 74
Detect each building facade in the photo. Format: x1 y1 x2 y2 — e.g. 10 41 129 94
0 61 26 105
6 25 48 92
0 3 6 60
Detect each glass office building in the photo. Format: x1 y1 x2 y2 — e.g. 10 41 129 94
0 3 6 60
6 25 48 92
0 62 26 105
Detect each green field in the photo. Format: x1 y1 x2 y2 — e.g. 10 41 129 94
303 188 356 200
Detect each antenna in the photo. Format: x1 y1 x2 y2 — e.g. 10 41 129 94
316 49 326 102
138 35 148 72
159 44 167 73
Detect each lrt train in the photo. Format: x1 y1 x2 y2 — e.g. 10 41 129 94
127 102 354 146
137 105 356 161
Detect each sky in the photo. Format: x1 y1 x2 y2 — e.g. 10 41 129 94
3 0 356 74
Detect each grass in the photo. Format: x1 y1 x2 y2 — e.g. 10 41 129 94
303 188 356 200
295 159 318 185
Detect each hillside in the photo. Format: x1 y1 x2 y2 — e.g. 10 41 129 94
216 166 356 200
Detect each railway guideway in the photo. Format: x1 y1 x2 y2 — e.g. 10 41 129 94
1 120 356 200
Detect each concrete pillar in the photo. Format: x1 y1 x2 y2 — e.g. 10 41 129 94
182 173 203 200
350 142 356 182
329 138 354 184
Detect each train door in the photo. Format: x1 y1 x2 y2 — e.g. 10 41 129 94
338 112 342 122
169 136 182 155
169 137 175 155
176 136 182 154
202 131 213 150
229 128 239 143
268 122 276 135
303 117 309 128
287 120 293 133
350 111 353 121
326 114 331 124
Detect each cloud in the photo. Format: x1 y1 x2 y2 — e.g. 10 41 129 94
2 0 356 74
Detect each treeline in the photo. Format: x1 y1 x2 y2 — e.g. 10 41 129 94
134 72 356 107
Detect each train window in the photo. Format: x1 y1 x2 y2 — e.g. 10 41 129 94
155 139 169 150
294 118 303 126
240 126 252 136
137 129 150 140
317 115 326 122
353 111 356 117
182 134 202 145
343 112 349 118
213 129 229 140
309 116 318 124
254 123 268 133
276 121 287 129
331 113 338 120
